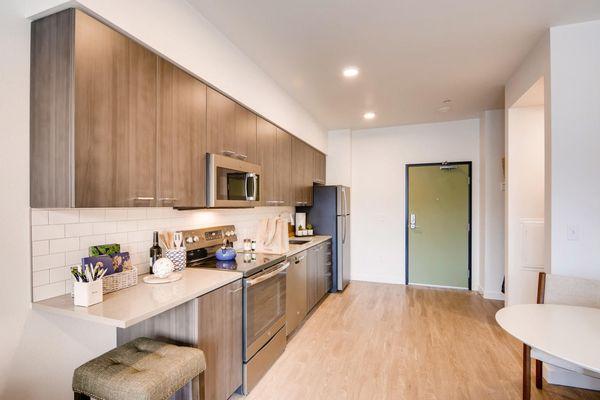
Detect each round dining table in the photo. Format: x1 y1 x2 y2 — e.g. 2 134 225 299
496 303 600 399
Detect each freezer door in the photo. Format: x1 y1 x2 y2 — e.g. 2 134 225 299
336 186 351 216
343 186 350 215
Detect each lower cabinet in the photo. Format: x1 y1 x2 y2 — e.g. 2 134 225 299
286 241 332 337
198 279 243 400
306 241 333 313
286 251 307 336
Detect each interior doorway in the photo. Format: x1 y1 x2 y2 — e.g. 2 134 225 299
405 162 472 289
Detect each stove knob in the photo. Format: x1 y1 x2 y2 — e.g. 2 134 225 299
186 237 194 244
193 236 199 242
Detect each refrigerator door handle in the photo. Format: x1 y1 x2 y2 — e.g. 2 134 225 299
341 187 347 215
342 215 347 244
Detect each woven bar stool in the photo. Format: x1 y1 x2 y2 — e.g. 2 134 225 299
73 337 206 400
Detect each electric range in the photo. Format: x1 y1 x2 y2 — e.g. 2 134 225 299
180 225 289 394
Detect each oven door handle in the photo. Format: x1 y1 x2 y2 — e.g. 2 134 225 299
245 261 290 287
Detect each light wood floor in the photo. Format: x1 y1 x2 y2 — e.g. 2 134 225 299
234 281 600 400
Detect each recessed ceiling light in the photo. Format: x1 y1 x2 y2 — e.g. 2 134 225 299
363 111 376 120
342 66 359 78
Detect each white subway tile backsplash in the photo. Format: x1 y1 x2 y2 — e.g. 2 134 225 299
31 210 49 225
106 232 128 244
49 266 71 283
30 206 293 302
33 253 65 271
48 210 80 224
105 209 128 221
32 224 65 241
49 237 80 253
117 220 138 232
79 234 107 250
92 221 117 234
127 208 147 220
80 209 106 223
32 270 50 287
65 223 93 237
66 249 89 265
127 230 153 243
32 240 49 256
33 281 66 302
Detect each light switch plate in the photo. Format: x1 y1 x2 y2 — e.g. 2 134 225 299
567 225 579 241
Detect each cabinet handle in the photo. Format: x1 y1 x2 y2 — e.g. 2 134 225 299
266 200 279 205
236 153 248 160
278 201 285 204
159 197 178 202
133 196 155 201
222 150 236 157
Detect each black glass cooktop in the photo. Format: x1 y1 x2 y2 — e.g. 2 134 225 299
187 252 286 277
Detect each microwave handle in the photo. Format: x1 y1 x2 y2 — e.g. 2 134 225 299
246 173 258 200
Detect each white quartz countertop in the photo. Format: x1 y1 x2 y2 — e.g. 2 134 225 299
32 269 243 328
33 235 331 328
286 235 332 257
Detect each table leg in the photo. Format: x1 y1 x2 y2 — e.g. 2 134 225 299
523 343 531 400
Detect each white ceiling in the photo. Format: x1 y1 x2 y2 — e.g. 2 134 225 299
187 0 600 130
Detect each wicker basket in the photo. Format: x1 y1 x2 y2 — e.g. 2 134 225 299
102 266 138 294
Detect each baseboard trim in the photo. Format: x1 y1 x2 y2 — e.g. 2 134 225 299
350 273 405 285
483 291 505 301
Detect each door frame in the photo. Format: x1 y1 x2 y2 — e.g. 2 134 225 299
404 161 473 290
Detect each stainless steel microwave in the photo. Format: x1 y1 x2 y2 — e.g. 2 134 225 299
207 153 262 207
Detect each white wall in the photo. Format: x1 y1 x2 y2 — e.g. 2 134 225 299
326 129 352 186
350 119 481 287
505 106 545 305
479 110 506 300
27 0 327 152
0 0 325 398
549 20 600 280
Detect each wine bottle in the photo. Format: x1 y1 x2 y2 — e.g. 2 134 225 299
149 231 162 274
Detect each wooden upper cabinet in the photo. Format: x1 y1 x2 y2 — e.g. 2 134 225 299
291 137 305 206
207 87 236 158
74 10 158 207
157 60 207 208
207 88 257 163
257 117 277 205
235 104 257 163
303 143 314 206
275 129 292 206
313 150 326 185
31 9 158 208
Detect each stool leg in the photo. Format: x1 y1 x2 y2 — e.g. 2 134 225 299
192 371 205 400
74 393 91 400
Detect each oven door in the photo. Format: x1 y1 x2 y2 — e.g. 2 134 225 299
243 260 289 361
207 153 262 207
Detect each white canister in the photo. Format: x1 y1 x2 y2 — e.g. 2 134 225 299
73 280 103 307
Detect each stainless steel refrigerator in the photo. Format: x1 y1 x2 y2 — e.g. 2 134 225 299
308 185 351 291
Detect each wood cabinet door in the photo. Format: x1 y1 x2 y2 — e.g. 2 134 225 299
157 59 207 208
257 117 276 205
74 10 157 207
306 246 319 312
198 279 243 400
304 143 315 206
291 137 305 206
275 129 292 206
235 104 257 163
207 87 236 158
313 150 326 185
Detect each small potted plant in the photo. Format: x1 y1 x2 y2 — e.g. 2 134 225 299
71 263 106 307
306 224 314 236
297 225 304 236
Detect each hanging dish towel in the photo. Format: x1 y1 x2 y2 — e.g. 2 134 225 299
256 217 290 254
